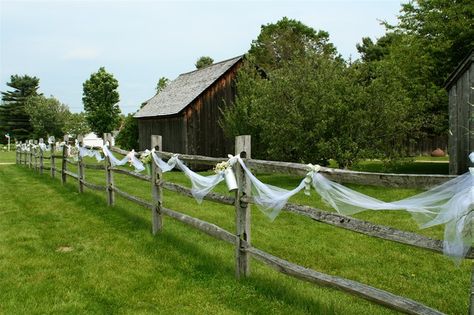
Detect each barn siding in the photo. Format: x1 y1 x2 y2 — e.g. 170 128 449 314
448 54 473 174
138 115 186 152
184 63 238 157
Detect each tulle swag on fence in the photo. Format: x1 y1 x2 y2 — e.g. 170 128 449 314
150 151 239 203
20 139 472 260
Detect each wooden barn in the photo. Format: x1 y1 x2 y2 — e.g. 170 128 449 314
446 50 473 175
135 56 243 156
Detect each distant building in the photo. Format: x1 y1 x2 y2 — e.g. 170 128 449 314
135 56 243 157
83 132 114 147
445 50 474 175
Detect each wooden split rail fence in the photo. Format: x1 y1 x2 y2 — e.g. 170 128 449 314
15 134 473 315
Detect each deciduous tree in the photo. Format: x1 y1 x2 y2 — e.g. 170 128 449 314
25 95 70 139
82 67 121 138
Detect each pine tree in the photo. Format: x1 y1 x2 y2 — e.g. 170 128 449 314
0 75 40 142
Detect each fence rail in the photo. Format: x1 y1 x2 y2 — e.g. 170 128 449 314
15 134 473 315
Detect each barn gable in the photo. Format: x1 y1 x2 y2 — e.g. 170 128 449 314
135 56 243 156
135 56 242 118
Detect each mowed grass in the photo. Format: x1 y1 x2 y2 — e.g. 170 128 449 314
0 151 471 314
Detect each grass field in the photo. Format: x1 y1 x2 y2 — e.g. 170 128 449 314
0 150 471 314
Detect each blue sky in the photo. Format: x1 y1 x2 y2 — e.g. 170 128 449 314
0 0 404 114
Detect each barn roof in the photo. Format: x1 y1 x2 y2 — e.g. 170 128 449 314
445 50 473 89
135 55 243 118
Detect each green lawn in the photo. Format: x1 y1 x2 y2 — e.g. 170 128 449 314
0 151 471 314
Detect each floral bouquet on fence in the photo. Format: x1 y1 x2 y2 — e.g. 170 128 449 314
140 150 152 175
214 160 238 191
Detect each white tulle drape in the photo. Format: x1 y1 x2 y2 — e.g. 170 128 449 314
236 158 306 220
78 146 104 162
151 151 176 172
151 151 225 203
311 171 473 260
19 137 473 260
102 145 145 172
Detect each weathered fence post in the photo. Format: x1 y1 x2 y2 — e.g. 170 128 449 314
104 133 115 206
39 138 44 175
34 140 39 171
21 141 25 165
16 141 20 165
77 134 84 193
50 137 56 179
28 140 33 168
151 135 163 234
234 135 251 278
61 135 68 184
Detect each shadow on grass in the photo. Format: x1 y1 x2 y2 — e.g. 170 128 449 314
20 166 337 314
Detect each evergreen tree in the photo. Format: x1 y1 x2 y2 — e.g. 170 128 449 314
0 75 40 141
195 56 214 69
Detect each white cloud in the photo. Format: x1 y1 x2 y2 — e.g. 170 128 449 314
62 47 101 61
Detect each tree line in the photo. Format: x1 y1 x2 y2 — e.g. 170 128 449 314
221 0 473 167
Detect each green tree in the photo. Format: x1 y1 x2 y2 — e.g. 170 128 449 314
155 77 170 94
63 112 91 138
356 33 397 63
82 67 121 138
0 75 40 141
388 0 474 83
25 95 70 139
249 17 338 72
115 113 139 150
222 18 368 166
195 56 214 69
362 0 474 136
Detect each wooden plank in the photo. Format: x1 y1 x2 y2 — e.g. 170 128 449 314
235 135 251 278
110 146 130 156
104 133 115 206
82 180 107 191
159 151 223 166
113 187 151 207
147 151 455 189
83 163 106 170
161 207 237 245
151 135 163 234
274 200 473 259
64 170 79 179
246 246 444 315
159 181 472 258
161 181 235 205
65 159 76 166
245 159 455 189
111 167 150 182
42 156 51 160
42 166 51 171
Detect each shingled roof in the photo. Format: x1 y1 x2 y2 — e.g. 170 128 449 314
135 55 243 118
